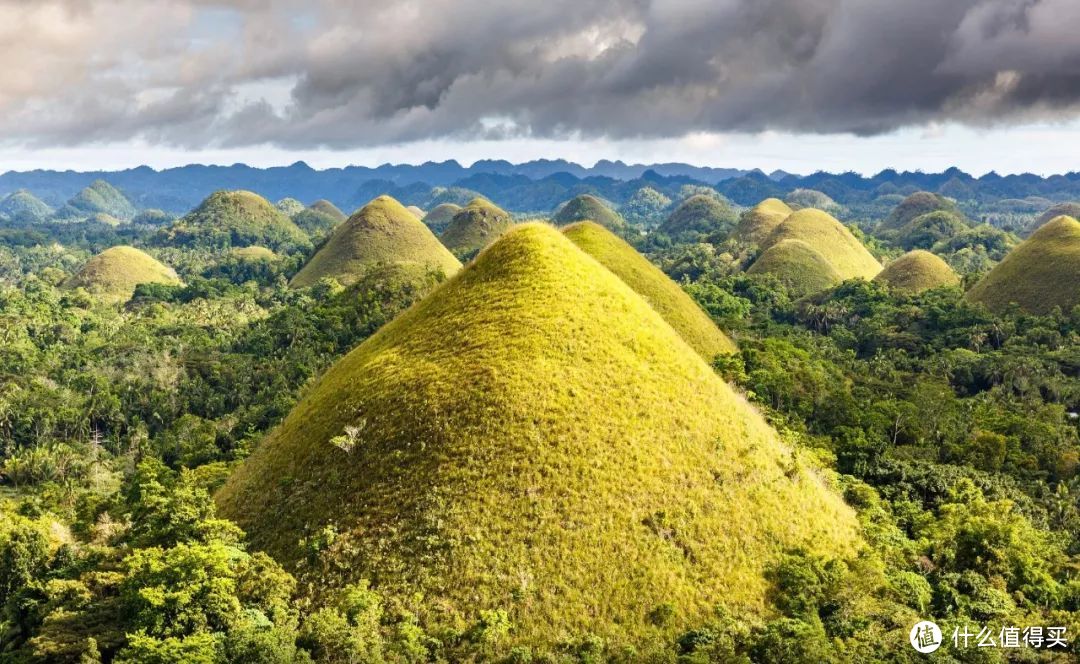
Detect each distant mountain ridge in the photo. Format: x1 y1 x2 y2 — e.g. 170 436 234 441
2 161 1079 216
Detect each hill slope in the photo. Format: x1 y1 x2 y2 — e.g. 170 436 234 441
65 246 180 302
293 200 347 239
0 190 53 222
658 194 737 238
217 223 859 648
563 221 736 359
880 191 959 231
56 180 137 222
552 194 627 232
440 197 513 256
1031 202 1080 235
966 215 1080 314
158 190 311 252
874 250 960 293
421 203 462 234
733 198 793 245
290 195 461 288
760 208 882 281
747 239 844 297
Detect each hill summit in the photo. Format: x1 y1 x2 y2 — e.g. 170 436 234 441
880 191 959 231
874 250 960 293
217 223 858 649
0 189 53 222
563 221 736 360
421 203 462 234
552 194 627 232
1030 201 1080 236
658 193 737 239
756 208 882 283
291 195 461 288
440 197 513 256
966 215 1080 314
747 239 843 297
66 246 180 302
158 190 311 252
292 199 347 240
56 180 136 222
733 198 793 245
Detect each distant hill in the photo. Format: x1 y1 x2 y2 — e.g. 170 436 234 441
440 197 513 256
966 215 1080 314
217 223 858 649
747 239 843 297
65 246 180 302
157 190 311 252
874 250 960 293
405 205 425 218
563 221 737 360
275 197 306 217
421 203 462 234
880 191 959 232
896 210 969 251
785 188 840 213
658 194 737 239
0 190 53 222
55 180 137 222
290 196 460 288
620 186 672 226
552 194 627 232
758 208 882 281
733 198 792 245
292 200 346 240
1030 202 1080 236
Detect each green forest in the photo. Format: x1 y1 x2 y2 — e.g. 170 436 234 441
0 183 1077 664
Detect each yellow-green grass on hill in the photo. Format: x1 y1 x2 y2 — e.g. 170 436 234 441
159 190 311 252
65 246 181 303
563 221 737 360
440 197 513 256
880 191 959 231
421 203 462 234
760 208 882 281
1031 202 1080 236
747 239 843 297
966 215 1080 315
733 198 793 245
230 246 278 262
874 250 960 293
217 223 859 650
658 194 737 238
552 194 627 232
293 200 347 240
291 196 461 288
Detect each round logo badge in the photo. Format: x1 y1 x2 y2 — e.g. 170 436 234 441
909 621 943 653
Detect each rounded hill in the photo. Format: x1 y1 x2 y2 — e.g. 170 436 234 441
421 203 462 234
760 208 882 281
966 215 1080 315
290 195 461 288
874 250 960 293
733 198 792 245
159 190 311 252
897 210 969 250
293 200 347 239
56 179 136 222
880 191 959 231
231 246 278 262
439 197 513 256
0 190 53 222
1031 202 1080 236
65 246 180 302
747 239 843 297
563 221 736 360
785 188 840 213
552 194 627 232
217 223 859 650
658 194 737 239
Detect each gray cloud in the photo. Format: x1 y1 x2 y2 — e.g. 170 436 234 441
1 0 1079 149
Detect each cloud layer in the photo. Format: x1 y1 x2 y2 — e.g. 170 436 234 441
2 0 1079 149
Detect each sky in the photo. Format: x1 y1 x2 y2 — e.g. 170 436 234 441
1 0 1079 175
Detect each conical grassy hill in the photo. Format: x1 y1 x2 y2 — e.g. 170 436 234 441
1031 202 1080 235
747 239 843 297
217 223 859 649
421 203 462 234
0 190 53 222
874 250 960 293
879 191 958 231
66 246 180 302
159 190 311 252
290 195 461 288
440 197 513 256
563 221 736 360
658 194 737 238
56 179 136 222
293 200 346 240
733 198 792 245
553 194 627 232
966 215 1080 314
231 246 278 262
759 208 882 281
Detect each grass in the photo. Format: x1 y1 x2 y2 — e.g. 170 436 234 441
0 189 53 221
733 198 792 245
421 203 462 234
760 208 882 281
231 246 278 262
879 191 958 231
65 246 181 303
896 211 968 250
309 199 347 223
784 189 839 212
290 195 461 288
659 194 737 238
217 223 860 650
440 197 513 256
552 194 627 232
966 215 1080 314
293 201 346 240
874 250 960 293
58 180 136 222
1032 202 1080 235
563 221 737 360
746 239 843 297
159 190 311 253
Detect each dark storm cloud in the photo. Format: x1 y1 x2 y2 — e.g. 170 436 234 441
1 0 1079 149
